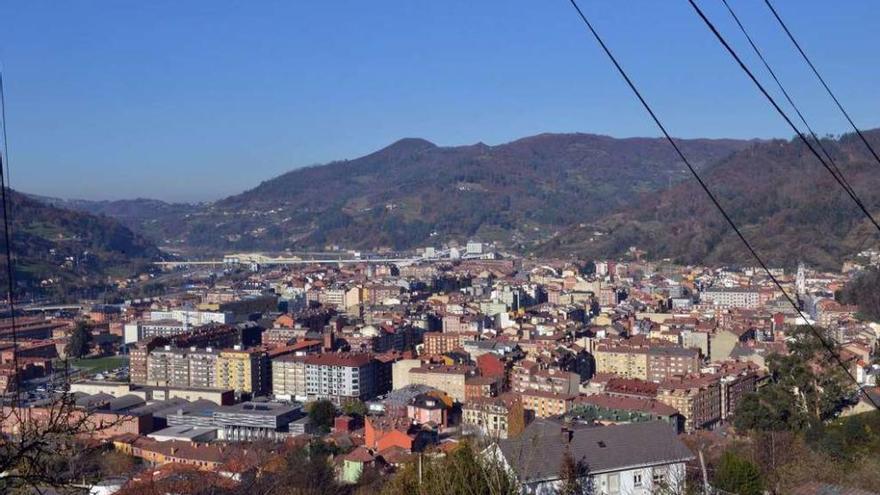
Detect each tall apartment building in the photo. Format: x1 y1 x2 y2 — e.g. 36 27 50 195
216 348 269 396
594 345 649 380
710 361 761 421
170 325 240 350
594 344 701 383
646 347 701 382
510 363 580 395
150 310 232 326
271 355 307 401
263 327 307 346
422 331 476 356
657 374 722 433
701 288 760 309
366 284 401 305
124 320 189 344
318 288 346 308
302 353 379 404
130 338 171 384
520 390 576 418
145 346 220 388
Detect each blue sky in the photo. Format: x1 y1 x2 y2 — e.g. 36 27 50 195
1 0 878 202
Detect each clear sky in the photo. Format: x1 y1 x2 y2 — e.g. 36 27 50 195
1 0 878 202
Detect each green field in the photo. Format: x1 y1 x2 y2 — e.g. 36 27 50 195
68 355 128 373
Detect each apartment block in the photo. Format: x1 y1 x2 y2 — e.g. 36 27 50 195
593 346 649 380
657 374 721 433
303 353 379 403
701 288 760 309
271 355 307 401
407 364 475 403
520 390 576 418
646 347 701 382
216 348 270 396
422 332 475 356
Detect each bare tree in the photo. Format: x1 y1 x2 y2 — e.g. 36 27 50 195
0 392 128 493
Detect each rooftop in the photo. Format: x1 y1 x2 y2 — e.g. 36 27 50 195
496 419 694 483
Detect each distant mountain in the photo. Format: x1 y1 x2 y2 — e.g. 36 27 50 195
540 131 880 270
4 190 162 296
29 195 198 236
110 133 750 253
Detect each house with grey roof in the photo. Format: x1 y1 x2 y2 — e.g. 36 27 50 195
489 419 694 495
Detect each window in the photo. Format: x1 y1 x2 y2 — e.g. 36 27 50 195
633 473 643 487
608 473 620 495
653 471 666 486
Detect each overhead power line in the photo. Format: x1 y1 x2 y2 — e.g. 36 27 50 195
686 0 880 236
764 0 880 169
563 0 877 410
0 70 21 401
720 0 855 198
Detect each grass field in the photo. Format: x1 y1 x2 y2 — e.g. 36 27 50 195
68 355 128 373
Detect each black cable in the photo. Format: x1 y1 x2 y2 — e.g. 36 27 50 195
720 0 855 199
764 0 880 169
0 70 21 402
564 0 877 410
686 0 880 235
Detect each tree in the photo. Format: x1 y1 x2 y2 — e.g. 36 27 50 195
99 448 137 477
580 261 596 277
0 394 127 493
342 399 368 418
837 267 880 321
65 321 93 359
381 441 518 495
236 440 346 495
557 450 585 495
307 399 337 432
733 326 853 432
712 451 763 495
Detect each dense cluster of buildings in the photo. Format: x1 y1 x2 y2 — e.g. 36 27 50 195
2 250 879 493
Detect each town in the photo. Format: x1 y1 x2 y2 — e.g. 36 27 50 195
1 242 878 494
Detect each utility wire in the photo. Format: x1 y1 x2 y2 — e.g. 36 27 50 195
720 0 855 198
0 70 21 403
686 0 880 236
764 0 880 169
564 0 877 410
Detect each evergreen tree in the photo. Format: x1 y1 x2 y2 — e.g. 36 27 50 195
307 399 337 432
733 326 853 432
713 451 763 495
65 322 92 359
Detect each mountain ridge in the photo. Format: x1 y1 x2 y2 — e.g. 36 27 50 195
5 190 163 298
131 132 752 252
539 130 880 269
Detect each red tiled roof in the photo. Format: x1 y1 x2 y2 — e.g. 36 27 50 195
343 446 375 463
303 353 374 367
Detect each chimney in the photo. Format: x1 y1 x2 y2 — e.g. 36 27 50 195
323 327 334 352
561 426 573 443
